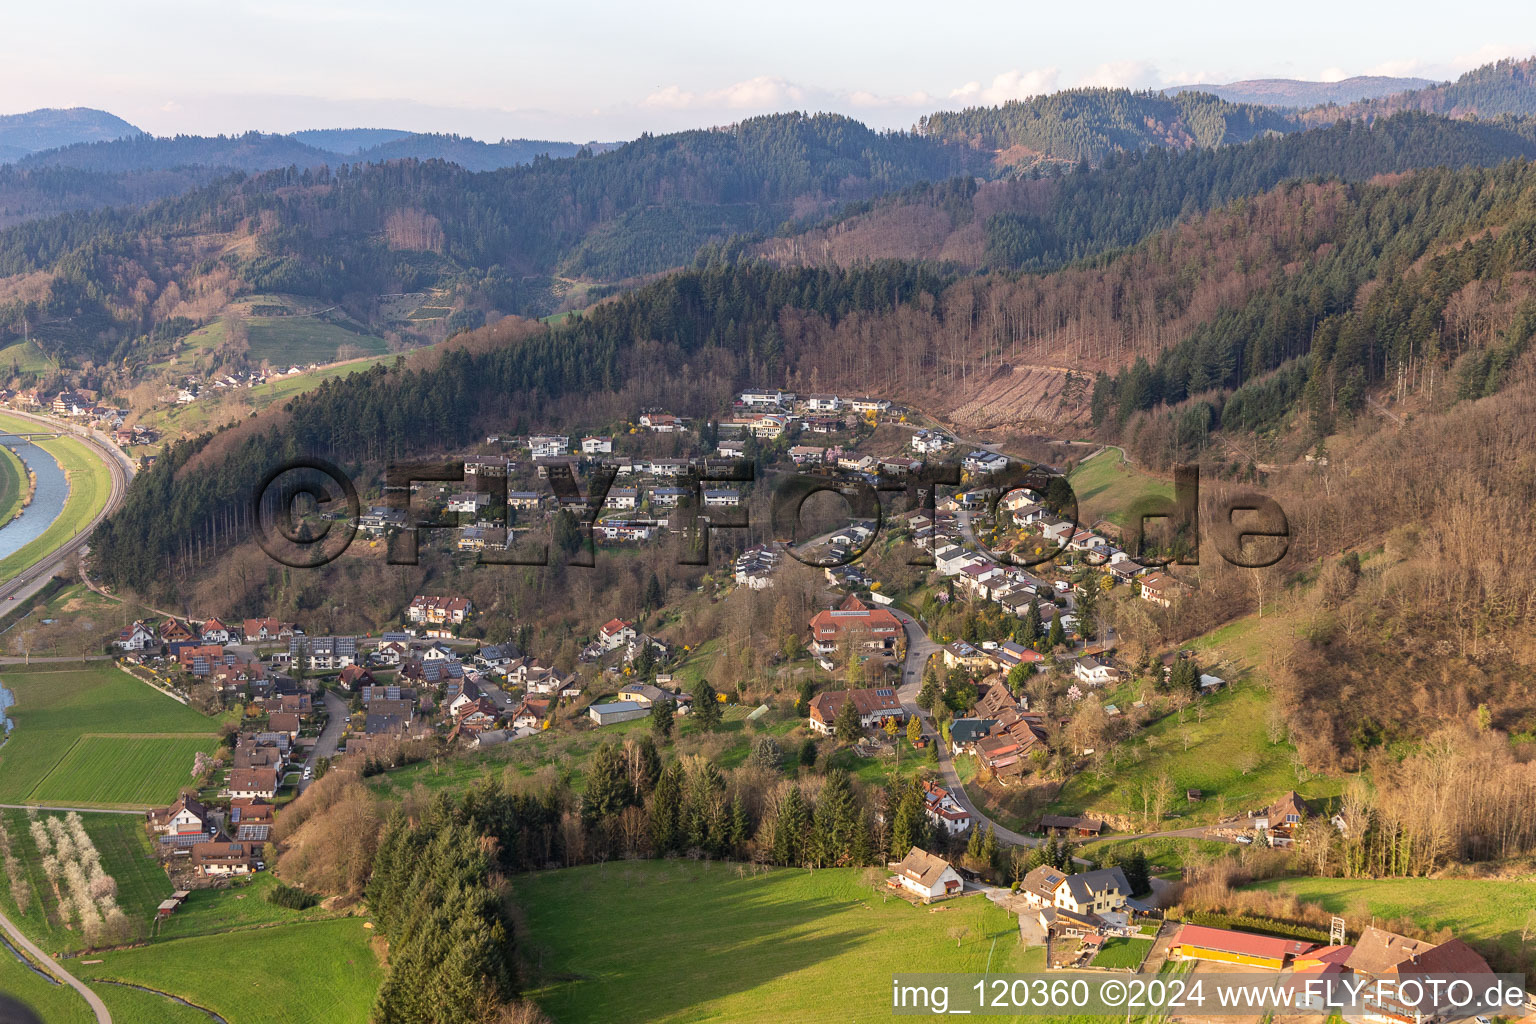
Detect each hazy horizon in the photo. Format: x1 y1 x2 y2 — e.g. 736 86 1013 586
2 1 1531 142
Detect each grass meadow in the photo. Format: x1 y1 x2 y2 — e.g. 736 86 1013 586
84 918 383 1024
1067 448 1172 528
0 944 95 1024
517 860 1049 1024
0 663 220 808
1247 876 1536 972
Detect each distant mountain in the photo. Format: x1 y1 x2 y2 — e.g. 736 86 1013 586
0 107 142 161
347 133 619 171
1298 55 1536 123
1165 76 1434 109
18 128 623 177
287 128 415 154
17 132 338 174
916 88 1296 167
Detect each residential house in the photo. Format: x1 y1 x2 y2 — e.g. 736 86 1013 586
1138 573 1186 608
191 841 261 877
922 780 972 835
942 640 993 672
114 621 157 651
807 686 903 735
146 795 214 838
228 798 275 841
290 635 357 670
407 595 473 625
1071 656 1122 686
199 617 233 643
242 618 291 643
889 847 962 902
605 486 639 510
1038 814 1105 837
226 768 279 800
639 413 683 432
512 697 552 730
598 618 637 651
581 436 612 454
806 595 904 658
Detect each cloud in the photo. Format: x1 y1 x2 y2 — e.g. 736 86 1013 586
160 100 182 113
1075 60 1161 90
948 68 1060 106
642 76 807 111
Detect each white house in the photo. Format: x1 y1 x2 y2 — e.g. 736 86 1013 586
922 781 972 835
1019 865 1131 915
529 435 569 458
1072 656 1122 686
803 394 843 412
598 618 637 651
581 436 612 455
114 621 157 651
891 847 963 902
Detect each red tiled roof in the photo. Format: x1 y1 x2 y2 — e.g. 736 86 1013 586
1176 924 1316 961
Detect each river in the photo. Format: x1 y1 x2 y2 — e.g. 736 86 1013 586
0 435 69 569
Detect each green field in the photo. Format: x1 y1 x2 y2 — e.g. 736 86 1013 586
93 981 213 1024
0 809 171 954
1067 449 1173 528
0 337 58 374
0 944 95 1024
1248 876 1536 972
0 663 221 808
153 872 343 941
0 413 114 584
84 919 382 1024
30 735 219 806
1047 680 1338 827
518 860 1046 1024
245 316 388 366
0 442 25 525
1090 936 1154 969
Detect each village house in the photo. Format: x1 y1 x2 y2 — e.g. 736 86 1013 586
581 436 612 454
806 686 903 735
1070 655 1122 686
242 618 292 643
407 595 473 625
889 847 963 902
639 413 683 432
512 697 552 730
597 618 637 652
146 795 214 840
198 617 233 643
114 621 157 651
1138 572 1186 608
228 798 275 841
807 594 904 659
1020 865 1131 917
922 780 972 835
191 841 262 877
226 768 279 800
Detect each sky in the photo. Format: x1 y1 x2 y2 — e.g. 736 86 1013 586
2 0 1533 142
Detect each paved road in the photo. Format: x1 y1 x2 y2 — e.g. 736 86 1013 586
299 690 349 793
890 608 1039 849
0 905 112 1024
0 409 134 605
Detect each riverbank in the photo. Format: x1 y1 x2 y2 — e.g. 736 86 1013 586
0 414 113 584
0 445 30 527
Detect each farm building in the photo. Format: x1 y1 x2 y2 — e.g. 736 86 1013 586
1172 924 1316 971
588 700 649 726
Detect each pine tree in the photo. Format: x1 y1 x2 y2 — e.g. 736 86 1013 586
981 824 999 866
833 699 862 742
631 734 662 795
799 737 818 768
583 741 634 823
691 678 722 729
794 679 816 717
1047 610 1066 649
916 673 942 712
650 697 675 741
1022 601 1042 643
774 786 809 865
728 793 751 852
906 715 923 745
649 762 684 853
967 824 986 861
813 769 859 867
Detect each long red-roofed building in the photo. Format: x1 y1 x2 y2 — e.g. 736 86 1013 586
807 594 904 657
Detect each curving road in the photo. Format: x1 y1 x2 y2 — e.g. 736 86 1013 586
0 905 111 1024
0 408 134 606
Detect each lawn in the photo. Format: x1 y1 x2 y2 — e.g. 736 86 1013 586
0 337 57 374
152 872 342 941
92 981 213 1024
84 918 382 1024
0 442 25 525
1246 876 1536 972
244 316 388 366
1067 448 1173 528
1047 680 1339 827
0 942 95 1024
0 412 114 584
0 663 221 807
0 808 171 954
30 735 219 805
517 860 1047 1024
1090 936 1154 969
